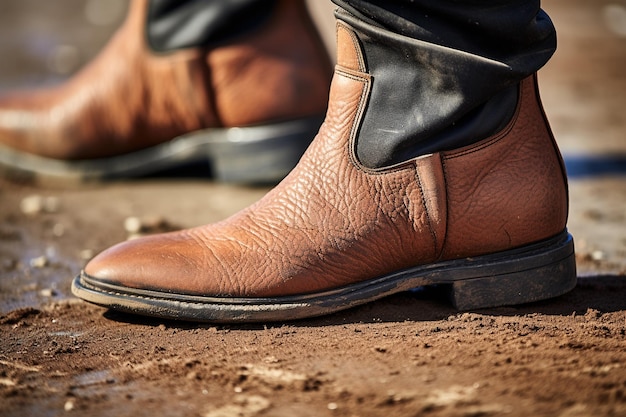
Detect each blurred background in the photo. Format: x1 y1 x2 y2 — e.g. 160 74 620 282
0 0 338 92
0 0 129 92
0 0 623 160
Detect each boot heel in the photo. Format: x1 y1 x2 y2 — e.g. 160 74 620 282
446 232 576 310
206 116 323 184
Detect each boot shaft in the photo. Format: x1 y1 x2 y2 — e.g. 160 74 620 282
333 21 569 258
334 6 556 170
119 0 333 127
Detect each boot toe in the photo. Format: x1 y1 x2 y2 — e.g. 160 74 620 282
83 232 204 294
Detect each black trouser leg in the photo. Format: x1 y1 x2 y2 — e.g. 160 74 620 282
332 0 555 78
331 0 556 168
146 0 277 52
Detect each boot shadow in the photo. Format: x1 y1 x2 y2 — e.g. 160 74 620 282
318 274 626 325
101 274 626 328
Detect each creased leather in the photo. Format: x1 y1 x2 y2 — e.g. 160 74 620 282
84 23 568 299
0 0 332 160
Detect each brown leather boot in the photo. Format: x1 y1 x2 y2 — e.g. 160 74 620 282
0 0 332 184
72 20 576 323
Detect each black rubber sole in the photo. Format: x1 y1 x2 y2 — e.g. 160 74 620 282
0 115 323 186
71 231 577 323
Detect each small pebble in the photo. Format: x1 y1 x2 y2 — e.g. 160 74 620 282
20 195 60 215
20 195 44 215
30 256 48 268
64 399 74 411
39 288 57 297
124 217 142 234
124 215 178 239
591 250 605 261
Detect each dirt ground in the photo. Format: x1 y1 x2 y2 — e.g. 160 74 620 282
1 1 626 416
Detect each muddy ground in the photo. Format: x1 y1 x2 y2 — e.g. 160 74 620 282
1 0 626 416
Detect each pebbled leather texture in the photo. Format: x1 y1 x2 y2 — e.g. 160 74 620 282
84 22 568 299
0 0 332 160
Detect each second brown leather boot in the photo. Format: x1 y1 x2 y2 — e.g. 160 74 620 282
72 16 576 323
0 0 332 184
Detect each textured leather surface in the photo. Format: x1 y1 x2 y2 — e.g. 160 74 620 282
0 0 332 160
441 78 568 259
84 23 568 298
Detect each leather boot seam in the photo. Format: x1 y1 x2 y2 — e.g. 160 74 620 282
336 21 366 72
334 67 374 174
439 157 452 260
414 167 439 259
